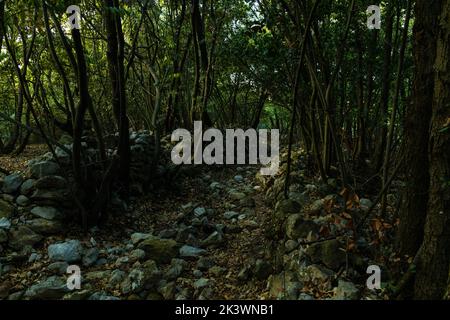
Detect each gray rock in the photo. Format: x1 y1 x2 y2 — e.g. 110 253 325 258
2 174 23 194
47 262 69 275
333 280 360 300
16 195 29 206
129 249 146 262
31 206 63 220
285 240 298 253
0 217 11 230
20 179 35 196
193 278 210 289
29 161 60 178
130 232 154 245
193 270 203 278
48 240 83 263
9 226 43 250
121 260 160 294
194 207 207 217
209 266 227 277
166 263 184 280
234 175 244 183
198 287 214 300
8 291 24 300
298 293 315 300
209 182 221 190
54 147 70 164
305 239 346 270
30 189 69 204
180 245 206 258
224 211 240 220
34 176 68 190
115 256 130 267
109 270 126 288
88 292 120 300
62 289 92 300
137 238 179 264
82 247 99 267
0 199 14 219
158 229 177 239
286 214 320 240
28 253 42 263
158 282 176 300
275 199 302 214
310 199 325 214
229 191 246 201
26 219 63 235
25 276 68 299
201 231 224 247
303 264 335 282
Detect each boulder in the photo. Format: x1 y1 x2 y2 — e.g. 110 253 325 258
333 280 360 300
0 199 14 219
34 176 68 190
130 232 154 245
48 240 83 263
305 239 346 270
201 231 224 247
120 260 160 294
20 179 36 196
30 206 63 220
275 199 302 215
82 248 99 267
26 219 63 235
16 195 30 206
285 214 320 240
179 245 206 258
8 226 43 250
224 211 240 220
47 262 69 275
0 217 11 230
29 161 60 178
30 189 70 204
2 174 23 194
137 238 179 264
25 276 68 300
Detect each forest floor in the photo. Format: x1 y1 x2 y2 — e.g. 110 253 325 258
1 143 403 300
1 144 276 299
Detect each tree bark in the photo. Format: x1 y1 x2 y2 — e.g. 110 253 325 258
414 0 450 299
397 0 441 257
104 0 131 195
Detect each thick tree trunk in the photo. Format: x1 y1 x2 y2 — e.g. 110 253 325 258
397 0 441 257
414 0 450 299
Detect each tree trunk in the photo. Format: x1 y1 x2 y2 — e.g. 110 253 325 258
397 0 441 257
414 0 450 299
104 0 130 195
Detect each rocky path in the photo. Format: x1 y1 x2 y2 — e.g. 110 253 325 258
1 141 392 301
1 161 275 300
